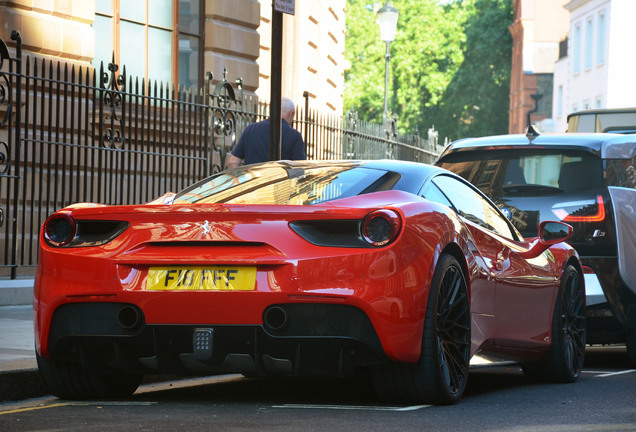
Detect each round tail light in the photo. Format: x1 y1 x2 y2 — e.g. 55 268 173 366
361 209 402 247
43 214 76 247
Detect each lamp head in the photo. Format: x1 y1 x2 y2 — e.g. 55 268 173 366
377 1 399 43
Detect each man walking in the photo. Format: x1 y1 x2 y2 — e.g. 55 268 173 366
226 97 306 168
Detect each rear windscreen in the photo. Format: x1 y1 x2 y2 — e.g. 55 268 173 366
438 149 604 199
173 165 401 205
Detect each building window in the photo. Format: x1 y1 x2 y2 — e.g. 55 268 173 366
596 11 605 65
584 16 593 70
573 23 581 75
557 85 563 117
92 0 203 89
178 0 203 90
595 96 602 109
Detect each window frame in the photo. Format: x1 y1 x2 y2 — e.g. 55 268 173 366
596 10 606 66
573 22 581 75
423 174 520 242
93 0 204 88
584 15 594 71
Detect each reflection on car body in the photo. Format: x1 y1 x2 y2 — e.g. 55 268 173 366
437 132 636 366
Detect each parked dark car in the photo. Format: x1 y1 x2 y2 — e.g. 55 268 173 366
437 132 636 365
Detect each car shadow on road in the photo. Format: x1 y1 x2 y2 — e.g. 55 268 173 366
139 375 380 405
132 345 631 406
463 344 631 401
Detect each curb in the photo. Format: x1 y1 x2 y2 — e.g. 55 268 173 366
0 280 34 306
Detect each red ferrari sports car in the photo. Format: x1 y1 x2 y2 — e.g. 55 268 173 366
34 160 586 404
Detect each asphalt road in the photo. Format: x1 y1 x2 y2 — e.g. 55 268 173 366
0 346 634 432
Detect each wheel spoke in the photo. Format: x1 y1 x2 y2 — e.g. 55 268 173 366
436 263 470 394
560 271 586 374
439 339 465 392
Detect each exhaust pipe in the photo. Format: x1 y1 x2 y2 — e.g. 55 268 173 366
118 305 142 330
264 306 288 331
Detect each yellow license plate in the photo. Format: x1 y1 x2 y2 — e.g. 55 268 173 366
147 266 256 291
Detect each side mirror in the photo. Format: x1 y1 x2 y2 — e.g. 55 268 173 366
539 221 573 244
521 221 573 259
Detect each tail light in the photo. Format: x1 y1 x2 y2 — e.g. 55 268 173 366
289 209 403 248
582 266 595 274
43 214 129 248
43 214 76 247
361 209 402 247
552 195 605 223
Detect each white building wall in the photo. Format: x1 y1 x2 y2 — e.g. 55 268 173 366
554 0 636 131
567 0 609 112
605 0 636 107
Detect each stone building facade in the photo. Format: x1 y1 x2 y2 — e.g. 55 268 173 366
0 0 346 112
256 1 346 114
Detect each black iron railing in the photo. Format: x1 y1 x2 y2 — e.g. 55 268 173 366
0 32 440 279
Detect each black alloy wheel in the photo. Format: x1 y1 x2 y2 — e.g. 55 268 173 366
423 254 471 402
523 264 586 382
37 353 142 400
560 266 587 378
372 254 471 404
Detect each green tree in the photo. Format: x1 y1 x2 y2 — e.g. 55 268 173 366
344 0 513 140
431 0 513 141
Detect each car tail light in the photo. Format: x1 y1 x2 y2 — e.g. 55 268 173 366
43 214 129 248
361 209 402 247
582 265 595 274
552 195 605 223
43 214 76 247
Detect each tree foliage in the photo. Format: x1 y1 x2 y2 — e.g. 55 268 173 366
344 0 513 141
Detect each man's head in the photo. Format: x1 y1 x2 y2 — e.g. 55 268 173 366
281 97 296 125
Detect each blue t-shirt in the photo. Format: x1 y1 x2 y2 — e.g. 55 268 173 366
231 118 306 164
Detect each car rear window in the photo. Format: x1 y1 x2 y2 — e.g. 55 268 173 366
173 165 400 205
437 149 604 199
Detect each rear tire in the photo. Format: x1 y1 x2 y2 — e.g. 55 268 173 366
522 264 586 382
37 353 142 400
373 254 470 404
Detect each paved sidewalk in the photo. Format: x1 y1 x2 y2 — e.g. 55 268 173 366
0 304 47 401
0 305 35 368
0 279 34 306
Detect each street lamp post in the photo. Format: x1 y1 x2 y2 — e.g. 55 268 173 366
377 1 399 126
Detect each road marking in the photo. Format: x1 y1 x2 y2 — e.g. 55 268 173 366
595 369 636 378
0 401 156 416
0 403 70 416
272 404 431 411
